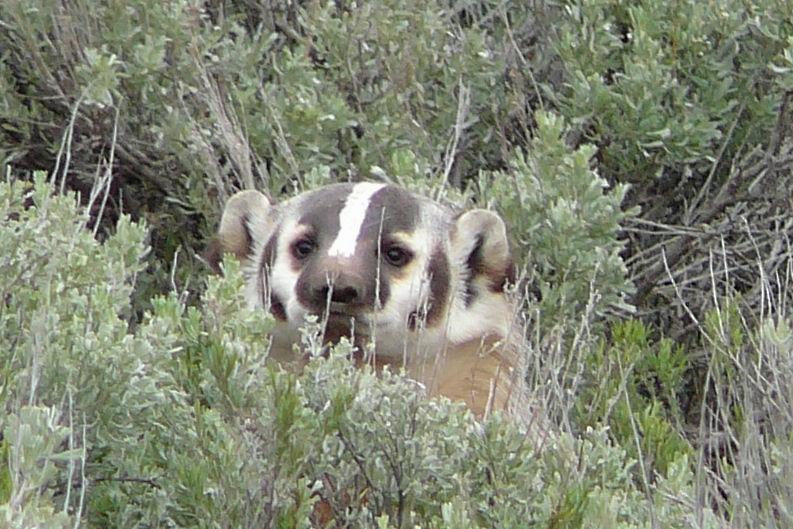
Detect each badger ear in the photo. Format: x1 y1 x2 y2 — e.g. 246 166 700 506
452 209 515 298
205 190 272 273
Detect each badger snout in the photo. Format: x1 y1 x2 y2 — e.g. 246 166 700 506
306 271 368 311
296 259 387 317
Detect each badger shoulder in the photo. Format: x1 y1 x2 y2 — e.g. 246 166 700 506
207 182 527 420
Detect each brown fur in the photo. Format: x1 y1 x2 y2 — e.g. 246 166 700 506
430 338 522 418
207 184 527 421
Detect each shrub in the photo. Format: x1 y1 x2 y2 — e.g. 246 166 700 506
692 294 793 528
575 320 691 478
549 0 793 327
0 0 511 311
479 110 635 334
3 0 793 526
0 175 717 527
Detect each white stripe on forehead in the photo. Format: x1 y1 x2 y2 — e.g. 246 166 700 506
327 182 387 258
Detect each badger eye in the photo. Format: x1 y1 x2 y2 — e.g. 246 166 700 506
292 238 316 260
383 245 412 267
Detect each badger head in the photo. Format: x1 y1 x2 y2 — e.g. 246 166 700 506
207 182 515 370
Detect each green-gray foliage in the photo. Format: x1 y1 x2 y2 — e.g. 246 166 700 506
479 111 635 331
3 0 793 527
0 0 509 300
553 0 790 188
694 301 793 527
576 320 691 478
0 176 714 527
550 0 793 327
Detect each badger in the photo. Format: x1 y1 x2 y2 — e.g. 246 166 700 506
206 182 525 418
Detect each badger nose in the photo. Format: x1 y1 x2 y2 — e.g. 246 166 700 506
314 281 360 305
312 271 366 308
296 260 387 315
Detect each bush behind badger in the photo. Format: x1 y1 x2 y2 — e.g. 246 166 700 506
207 182 527 419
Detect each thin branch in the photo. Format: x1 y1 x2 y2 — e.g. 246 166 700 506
436 79 471 200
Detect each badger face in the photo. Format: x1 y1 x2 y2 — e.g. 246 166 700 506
209 182 515 367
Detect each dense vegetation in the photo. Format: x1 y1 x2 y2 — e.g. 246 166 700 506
2 0 793 527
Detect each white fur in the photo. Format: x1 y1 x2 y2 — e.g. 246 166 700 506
228 187 512 360
327 182 386 258
216 185 525 420
446 283 511 344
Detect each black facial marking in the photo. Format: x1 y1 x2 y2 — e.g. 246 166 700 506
489 261 517 293
270 292 288 321
462 232 514 302
293 184 422 320
296 184 351 241
407 310 421 331
364 186 420 240
258 230 280 316
424 249 450 327
262 230 279 268
463 234 484 307
241 213 254 257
